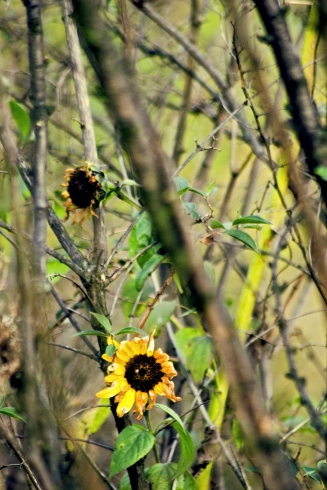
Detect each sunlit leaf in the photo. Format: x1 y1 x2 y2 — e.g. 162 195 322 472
0 407 26 423
90 312 112 333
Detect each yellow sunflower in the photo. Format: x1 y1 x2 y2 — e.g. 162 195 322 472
61 166 103 225
96 332 181 420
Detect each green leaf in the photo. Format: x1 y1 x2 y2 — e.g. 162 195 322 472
301 466 322 483
106 344 116 356
72 330 108 338
206 182 217 197
154 403 184 432
119 473 132 490
187 336 213 383
232 215 271 226
88 402 111 436
174 177 189 195
188 187 206 197
173 422 195 478
9 99 31 141
224 229 258 252
183 202 196 215
0 407 26 423
149 463 177 490
314 165 327 181
121 179 140 187
110 425 155 478
135 254 164 291
174 328 199 365
182 472 198 490
0 396 5 408
210 219 225 229
145 301 176 333
46 259 70 284
90 312 112 333
136 212 153 244
137 242 162 269
114 326 146 336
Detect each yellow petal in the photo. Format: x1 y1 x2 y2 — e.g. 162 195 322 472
147 390 157 410
96 379 127 399
147 329 156 355
116 388 136 417
134 391 148 419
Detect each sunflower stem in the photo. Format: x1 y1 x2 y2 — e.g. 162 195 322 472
145 410 160 464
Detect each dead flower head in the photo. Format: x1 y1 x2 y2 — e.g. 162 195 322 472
61 166 103 225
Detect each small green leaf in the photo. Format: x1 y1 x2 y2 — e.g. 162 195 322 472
183 202 196 215
206 182 217 197
210 219 225 229
0 407 26 423
173 422 195 478
301 465 322 483
0 396 5 408
90 312 112 333
106 344 116 356
135 254 164 291
188 187 206 197
121 179 140 187
174 177 189 195
72 330 108 338
224 229 258 252
9 99 31 141
110 425 155 478
114 327 146 336
154 403 184 432
314 165 327 181
232 215 271 226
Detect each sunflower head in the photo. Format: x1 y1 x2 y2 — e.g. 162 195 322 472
61 165 103 225
96 331 181 420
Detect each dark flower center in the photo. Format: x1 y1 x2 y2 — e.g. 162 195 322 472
124 354 164 392
68 168 101 208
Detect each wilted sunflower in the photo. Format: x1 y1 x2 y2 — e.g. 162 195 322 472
96 331 181 420
61 166 103 225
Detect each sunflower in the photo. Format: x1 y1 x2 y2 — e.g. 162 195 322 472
96 332 181 420
61 166 103 225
